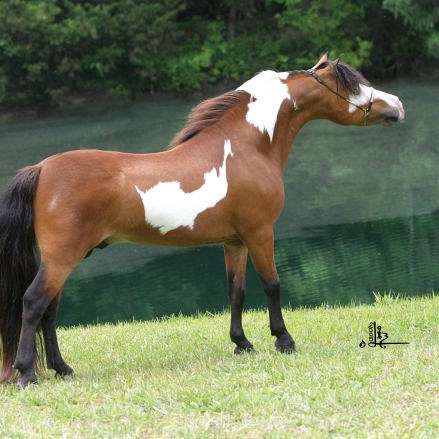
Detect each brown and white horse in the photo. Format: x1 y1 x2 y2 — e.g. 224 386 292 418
0 54 405 387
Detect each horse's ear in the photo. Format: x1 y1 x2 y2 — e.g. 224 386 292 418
311 52 328 70
331 58 340 67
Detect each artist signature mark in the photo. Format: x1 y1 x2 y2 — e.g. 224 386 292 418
359 321 409 348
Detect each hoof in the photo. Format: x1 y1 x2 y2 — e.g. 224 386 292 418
17 370 37 389
275 337 295 354
234 342 255 355
54 363 74 378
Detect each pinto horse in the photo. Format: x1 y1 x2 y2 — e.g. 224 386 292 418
0 54 405 387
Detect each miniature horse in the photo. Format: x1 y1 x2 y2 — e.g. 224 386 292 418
0 54 405 387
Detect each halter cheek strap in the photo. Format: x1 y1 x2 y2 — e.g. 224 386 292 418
307 69 374 126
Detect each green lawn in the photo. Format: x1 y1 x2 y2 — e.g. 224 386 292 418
1 295 438 438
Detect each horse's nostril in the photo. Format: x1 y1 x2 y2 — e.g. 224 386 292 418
384 115 398 123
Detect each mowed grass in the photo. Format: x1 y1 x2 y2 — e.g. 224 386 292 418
0 295 438 438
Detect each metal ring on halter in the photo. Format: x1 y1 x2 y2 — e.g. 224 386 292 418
307 69 374 126
362 87 374 126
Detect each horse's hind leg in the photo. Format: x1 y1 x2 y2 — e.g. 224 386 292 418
42 293 73 377
14 261 74 387
224 242 254 353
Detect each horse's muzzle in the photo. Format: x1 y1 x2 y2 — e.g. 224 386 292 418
382 104 405 126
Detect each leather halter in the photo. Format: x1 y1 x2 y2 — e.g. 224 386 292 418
307 69 374 126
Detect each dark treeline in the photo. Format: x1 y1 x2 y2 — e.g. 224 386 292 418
0 0 437 108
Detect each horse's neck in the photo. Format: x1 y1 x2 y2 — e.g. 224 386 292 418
173 105 314 172
247 108 314 171
280 110 314 168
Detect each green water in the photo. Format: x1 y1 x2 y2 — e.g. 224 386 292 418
0 79 437 326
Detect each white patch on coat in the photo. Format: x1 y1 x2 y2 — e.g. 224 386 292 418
349 84 405 119
237 70 292 141
135 140 233 234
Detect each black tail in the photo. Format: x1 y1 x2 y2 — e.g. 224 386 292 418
0 166 41 382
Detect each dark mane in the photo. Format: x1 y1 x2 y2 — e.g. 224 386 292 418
331 61 370 95
293 61 369 95
168 90 247 148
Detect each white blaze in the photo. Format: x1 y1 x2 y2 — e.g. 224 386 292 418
349 84 405 119
135 139 233 234
237 70 291 141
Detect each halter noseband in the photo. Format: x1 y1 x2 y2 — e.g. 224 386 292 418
307 69 374 126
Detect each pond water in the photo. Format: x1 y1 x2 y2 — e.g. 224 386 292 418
0 79 437 326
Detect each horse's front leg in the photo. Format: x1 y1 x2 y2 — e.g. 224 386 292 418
245 230 295 353
224 242 254 354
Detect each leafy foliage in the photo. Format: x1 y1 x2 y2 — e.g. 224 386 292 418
272 0 372 68
0 0 436 107
383 0 439 59
0 0 184 106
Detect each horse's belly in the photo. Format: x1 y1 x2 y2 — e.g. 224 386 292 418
112 210 236 247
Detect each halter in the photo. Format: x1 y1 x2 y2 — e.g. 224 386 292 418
307 69 374 126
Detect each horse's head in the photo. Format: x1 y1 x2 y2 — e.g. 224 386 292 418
287 53 405 127
235 54 405 150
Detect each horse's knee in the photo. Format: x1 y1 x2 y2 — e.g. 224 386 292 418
260 278 280 299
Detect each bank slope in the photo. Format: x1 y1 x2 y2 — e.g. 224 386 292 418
0 295 438 438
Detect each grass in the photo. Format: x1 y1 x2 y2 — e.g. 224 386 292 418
0 295 438 438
